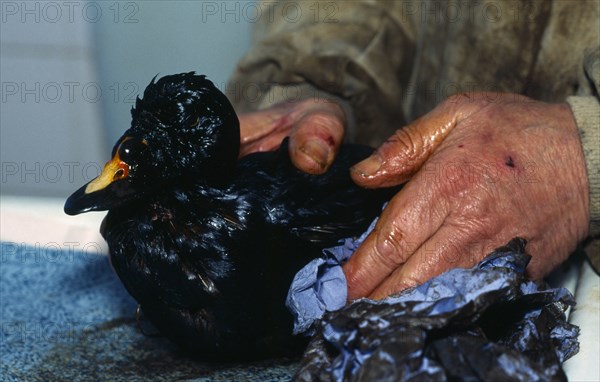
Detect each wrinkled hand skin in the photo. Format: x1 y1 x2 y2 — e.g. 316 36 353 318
345 93 590 300
238 99 345 174
238 93 590 302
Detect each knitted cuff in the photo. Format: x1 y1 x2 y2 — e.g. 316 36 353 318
567 96 600 238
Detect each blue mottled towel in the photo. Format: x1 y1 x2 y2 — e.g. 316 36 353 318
0 242 296 381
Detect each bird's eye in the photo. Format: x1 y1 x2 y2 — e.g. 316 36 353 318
117 138 148 162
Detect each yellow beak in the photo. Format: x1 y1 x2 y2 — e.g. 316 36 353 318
85 154 129 194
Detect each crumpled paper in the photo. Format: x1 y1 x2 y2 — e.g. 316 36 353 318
291 238 579 382
286 217 379 334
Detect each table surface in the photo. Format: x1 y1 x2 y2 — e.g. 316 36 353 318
1 196 598 381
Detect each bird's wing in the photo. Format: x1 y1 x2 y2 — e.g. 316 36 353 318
272 189 392 247
238 140 398 248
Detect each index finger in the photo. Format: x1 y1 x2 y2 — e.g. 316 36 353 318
343 177 448 300
351 93 485 188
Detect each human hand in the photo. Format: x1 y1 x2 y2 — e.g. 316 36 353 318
238 99 346 174
344 93 590 300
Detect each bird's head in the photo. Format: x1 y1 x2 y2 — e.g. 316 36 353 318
64 72 240 215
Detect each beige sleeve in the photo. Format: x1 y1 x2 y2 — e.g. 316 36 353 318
227 0 416 146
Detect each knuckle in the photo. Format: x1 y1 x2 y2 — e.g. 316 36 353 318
301 111 343 131
373 223 407 268
388 128 416 149
381 128 419 163
296 112 344 147
458 191 495 222
448 217 494 252
297 97 345 119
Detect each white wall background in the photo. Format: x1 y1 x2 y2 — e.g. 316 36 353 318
1 1 254 197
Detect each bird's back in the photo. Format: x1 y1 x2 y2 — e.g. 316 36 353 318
234 140 396 248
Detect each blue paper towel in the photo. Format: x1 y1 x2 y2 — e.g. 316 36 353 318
285 216 378 334
292 238 579 381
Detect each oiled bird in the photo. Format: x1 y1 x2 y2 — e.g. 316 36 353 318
64 72 396 360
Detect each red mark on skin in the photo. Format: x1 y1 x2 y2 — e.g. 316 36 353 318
458 144 464 148
505 156 515 168
312 131 336 147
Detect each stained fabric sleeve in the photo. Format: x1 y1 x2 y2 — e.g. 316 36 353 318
567 46 600 272
227 0 416 146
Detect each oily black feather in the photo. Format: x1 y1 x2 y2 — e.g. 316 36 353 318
75 73 398 360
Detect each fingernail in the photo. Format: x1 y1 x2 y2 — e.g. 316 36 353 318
299 139 330 170
352 154 382 177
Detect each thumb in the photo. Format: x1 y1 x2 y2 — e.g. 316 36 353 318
350 95 478 188
288 106 345 174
